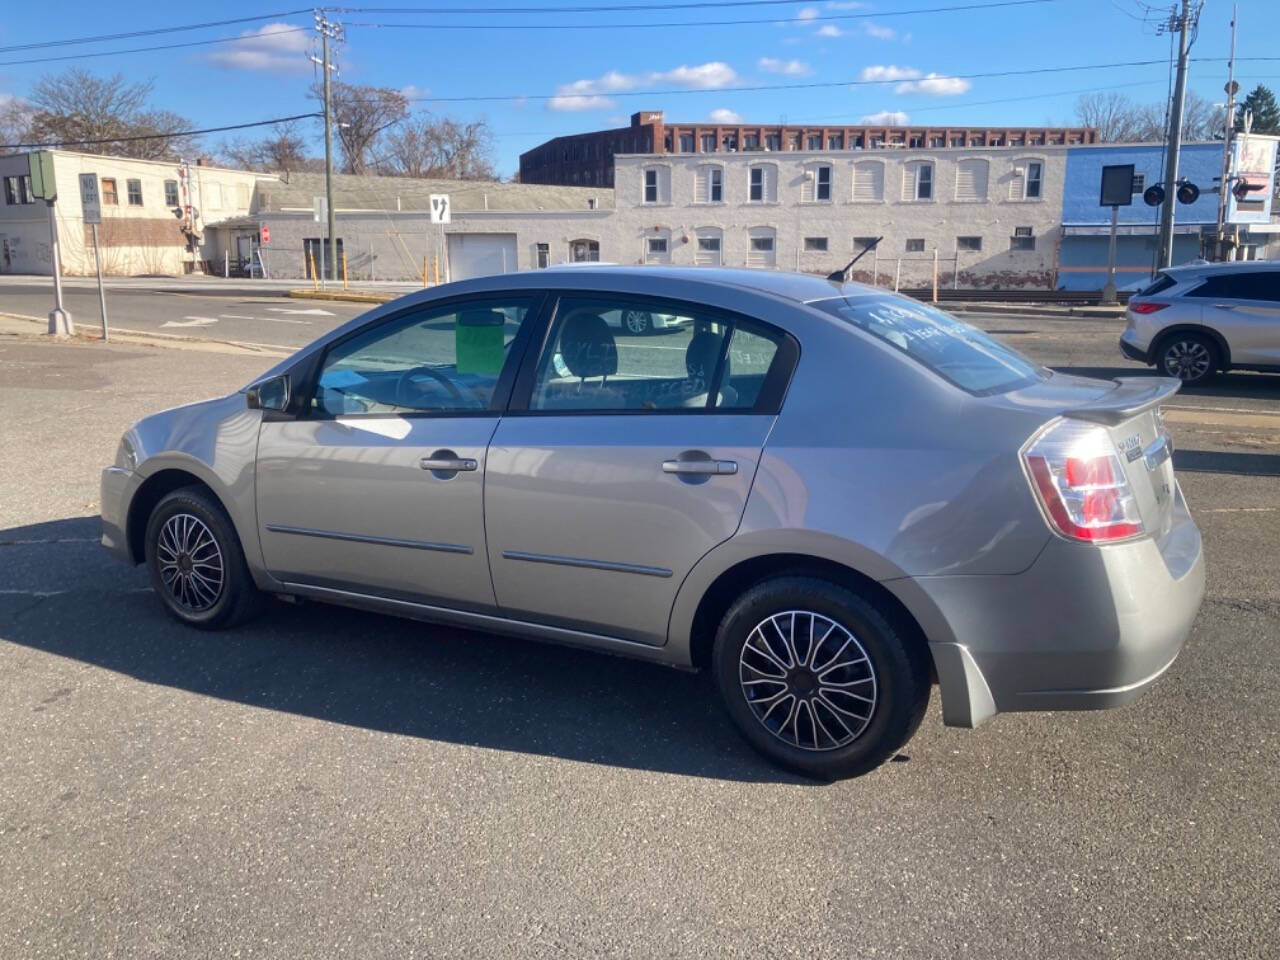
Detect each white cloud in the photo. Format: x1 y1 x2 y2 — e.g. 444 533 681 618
399 84 429 100
825 1 867 8
709 108 743 124
864 22 896 40
795 6 821 20
547 61 739 112
757 57 812 76
815 25 843 37
860 110 910 125
897 73 971 96
859 65 970 96
207 23 310 73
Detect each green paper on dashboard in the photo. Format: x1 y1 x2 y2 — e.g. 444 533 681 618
456 309 505 375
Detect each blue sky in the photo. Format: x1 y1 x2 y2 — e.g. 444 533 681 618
2 0 1278 177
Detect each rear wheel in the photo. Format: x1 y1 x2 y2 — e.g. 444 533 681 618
622 310 653 335
144 486 262 629
1155 332 1218 385
712 576 930 780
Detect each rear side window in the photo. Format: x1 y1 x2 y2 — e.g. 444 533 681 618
1138 273 1177 297
1184 272 1280 302
811 294 1044 396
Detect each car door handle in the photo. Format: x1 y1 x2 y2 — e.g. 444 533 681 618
662 459 737 476
420 456 477 472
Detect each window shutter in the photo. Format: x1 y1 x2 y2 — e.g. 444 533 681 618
955 160 988 201
853 162 883 202
695 168 708 204
802 168 815 203
901 165 917 201
765 166 777 202
1009 166 1026 200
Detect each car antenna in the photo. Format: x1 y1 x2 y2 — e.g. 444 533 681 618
827 237 883 283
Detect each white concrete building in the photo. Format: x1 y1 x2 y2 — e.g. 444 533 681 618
608 147 1068 289
0 150 265 277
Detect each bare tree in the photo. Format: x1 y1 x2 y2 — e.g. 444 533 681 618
24 69 197 158
1076 89 1219 144
0 96 33 154
314 82 408 174
383 115 496 180
1074 91 1142 142
221 121 310 175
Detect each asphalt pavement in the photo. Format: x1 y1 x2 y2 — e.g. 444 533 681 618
1 304 1279 959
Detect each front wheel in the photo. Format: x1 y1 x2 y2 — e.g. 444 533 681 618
1156 332 1218 385
712 577 930 780
144 486 262 629
622 310 653 335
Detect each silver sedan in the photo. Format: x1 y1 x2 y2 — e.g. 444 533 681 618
101 267 1205 779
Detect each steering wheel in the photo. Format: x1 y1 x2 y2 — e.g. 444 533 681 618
395 365 468 408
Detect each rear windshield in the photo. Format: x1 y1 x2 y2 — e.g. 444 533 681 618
811 294 1045 396
1138 273 1177 296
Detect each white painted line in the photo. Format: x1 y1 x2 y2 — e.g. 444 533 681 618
1166 403 1280 417
263 316 311 325
0 537 99 545
267 306 335 316
0 588 68 597
219 314 256 320
161 316 219 328
1199 507 1277 514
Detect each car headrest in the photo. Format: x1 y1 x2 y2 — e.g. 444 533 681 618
559 311 617 379
685 330 725 390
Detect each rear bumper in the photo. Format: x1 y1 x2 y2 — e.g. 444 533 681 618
889 488 1204 728
100 466 138 564
1119 336 1150 364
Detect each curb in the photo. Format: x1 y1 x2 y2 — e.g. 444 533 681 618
287 289 402 304
948 303 1127 320
0 312 291 357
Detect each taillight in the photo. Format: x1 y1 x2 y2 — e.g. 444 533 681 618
1022 419 1144 543
1130 302 1170 315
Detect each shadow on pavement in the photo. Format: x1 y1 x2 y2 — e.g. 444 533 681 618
0 516 806 785
1051 365 1280 402
1173 449 1280 477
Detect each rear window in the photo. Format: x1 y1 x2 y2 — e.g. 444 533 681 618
1138 272 1177 297
811 294 1045 396
1184 271 1280 302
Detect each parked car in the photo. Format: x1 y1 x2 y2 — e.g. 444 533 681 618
602 307 689 335
102 267 1205 779
1120 261 1280 385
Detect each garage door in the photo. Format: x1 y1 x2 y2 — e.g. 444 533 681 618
447 233 518 281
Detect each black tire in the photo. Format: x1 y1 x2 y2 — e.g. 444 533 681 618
622 310 653 335
712 576 930 780
144 486 263 629
1155 331 1219 386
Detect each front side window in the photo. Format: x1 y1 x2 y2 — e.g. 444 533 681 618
811 294 1044 395
313 298 535 417
529 296 784 412
101 178 118 205
126 179 143 206
164 179 179 206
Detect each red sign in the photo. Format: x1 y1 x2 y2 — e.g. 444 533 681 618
260 225 270 245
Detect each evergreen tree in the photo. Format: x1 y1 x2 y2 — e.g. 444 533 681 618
1235 84 1280 135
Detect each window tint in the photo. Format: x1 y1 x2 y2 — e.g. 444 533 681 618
1185 272 1280 302
313 298 534 416
529 297 782 412
811 294 1044 396
1137 272 1177 296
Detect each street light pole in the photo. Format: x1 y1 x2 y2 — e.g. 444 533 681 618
1156 0 1193 269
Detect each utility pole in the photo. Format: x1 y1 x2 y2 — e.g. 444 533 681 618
313 12 342 285
1156 0 1196 269
1214 4 1239 261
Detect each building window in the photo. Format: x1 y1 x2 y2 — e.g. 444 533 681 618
679 133 695 152
816 165 831 201
1025 161 1043 198
804 237 829 252
695 232 723 266
696 165 724 204
914 163 933 200
806 134 822 151
126 179 143 206
4 175 34 205
749 167 763 202
747 229 777 267
701 133 716 153
957 236 983 252
853 236 879 252
765 134 781 152
101 178 118 205
722 133 738 152
788 133 801 150
748 164 775 203
743 133 760 151
827 134 844 150
1131 173 1146 194
852 161 885 203
648 237 668 254
1010 227 1036 252
536 243 550 268
644 168 659 203
906 238 925 253
570 239 600 262
164 180 179 206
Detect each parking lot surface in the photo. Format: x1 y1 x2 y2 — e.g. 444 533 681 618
1 307 1278 959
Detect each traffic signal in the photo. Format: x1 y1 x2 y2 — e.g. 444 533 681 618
1176 181 1200 205
1232 179 1264 202
1143 185 1165 207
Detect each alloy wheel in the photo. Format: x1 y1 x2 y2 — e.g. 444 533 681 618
156 513 225 612
1163 339 1212 382
738 610 878 752
623 310 651 335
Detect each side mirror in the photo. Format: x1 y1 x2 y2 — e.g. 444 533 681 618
246 374 290 412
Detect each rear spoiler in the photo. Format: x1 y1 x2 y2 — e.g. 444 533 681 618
1061 377 1181 426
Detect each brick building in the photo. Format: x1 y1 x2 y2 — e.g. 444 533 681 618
519 110 1098 187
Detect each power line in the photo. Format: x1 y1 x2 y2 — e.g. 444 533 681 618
337 0 1043 10
0 27 313 68
0 9 314 55
1 113 321 151
344 0 1053 30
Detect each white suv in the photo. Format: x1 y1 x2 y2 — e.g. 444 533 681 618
1120 261 1280 385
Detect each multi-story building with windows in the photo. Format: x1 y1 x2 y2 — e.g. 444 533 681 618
519 109 1097 188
